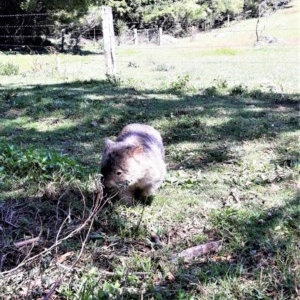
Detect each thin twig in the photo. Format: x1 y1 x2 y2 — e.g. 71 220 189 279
42 189 107 298
76 183 87 220
43 277 63 300
1 219 19 229
55 205 71 254
0 194 103 276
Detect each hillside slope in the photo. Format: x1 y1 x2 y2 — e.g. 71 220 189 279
188 0 299 48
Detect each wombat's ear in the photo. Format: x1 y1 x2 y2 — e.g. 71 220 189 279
125 144 143 154
104 138 115 150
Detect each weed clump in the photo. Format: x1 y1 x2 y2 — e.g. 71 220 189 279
0 62 19 76
203 78 229 96
0 143 86 182
170 74 196 93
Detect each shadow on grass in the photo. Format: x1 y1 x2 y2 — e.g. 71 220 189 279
0 186 99 272
0 79 299 170
0 184 298 298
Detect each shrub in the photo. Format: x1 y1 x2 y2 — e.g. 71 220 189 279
0 143 86 181
170 74 195 93
0 62 19 76
204 78 229 96
230 84 248 96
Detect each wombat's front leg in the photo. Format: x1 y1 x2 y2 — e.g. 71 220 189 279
141 180 163 197
135 185 156 205
118 189 135 206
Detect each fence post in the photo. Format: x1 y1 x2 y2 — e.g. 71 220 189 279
102 6 116 77
158 27 162 45
133 29 138 45
61 29 65 52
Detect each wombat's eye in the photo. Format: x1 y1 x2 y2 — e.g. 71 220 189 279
116 170 122 176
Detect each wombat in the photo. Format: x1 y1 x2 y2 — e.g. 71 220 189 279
101 123 166 205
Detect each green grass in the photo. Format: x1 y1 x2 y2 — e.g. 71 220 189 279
0 1 299 299
0 78 298 299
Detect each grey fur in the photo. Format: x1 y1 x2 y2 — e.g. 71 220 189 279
101 124 166 205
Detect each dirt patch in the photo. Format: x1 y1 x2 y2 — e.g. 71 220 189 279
5 109 25 117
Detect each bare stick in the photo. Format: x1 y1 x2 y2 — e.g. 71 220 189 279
14 237 40 248
170 240 222 262
55 204 72 254
43 277 63 300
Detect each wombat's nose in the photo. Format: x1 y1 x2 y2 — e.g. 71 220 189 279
103 178 113 189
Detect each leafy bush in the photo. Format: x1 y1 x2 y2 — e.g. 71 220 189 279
0 144 86 181
105 74 123 87
230 83 248 95
170 74 195 93
0 63 19 76
204 78 229 96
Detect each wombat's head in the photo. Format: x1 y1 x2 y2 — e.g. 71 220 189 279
101 139 144 190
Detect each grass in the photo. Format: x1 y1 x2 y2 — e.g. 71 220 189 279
0 1 299 299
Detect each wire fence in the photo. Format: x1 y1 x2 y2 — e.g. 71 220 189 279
0 10 299 93
0 11 102 53
0 10 299 52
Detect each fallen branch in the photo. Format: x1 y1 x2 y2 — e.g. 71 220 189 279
170 240 222 262
14 237 40 248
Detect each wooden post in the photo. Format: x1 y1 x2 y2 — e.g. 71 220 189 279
158 27 162 45
61 29 65 52
133 28 138 45
102 6 116 76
